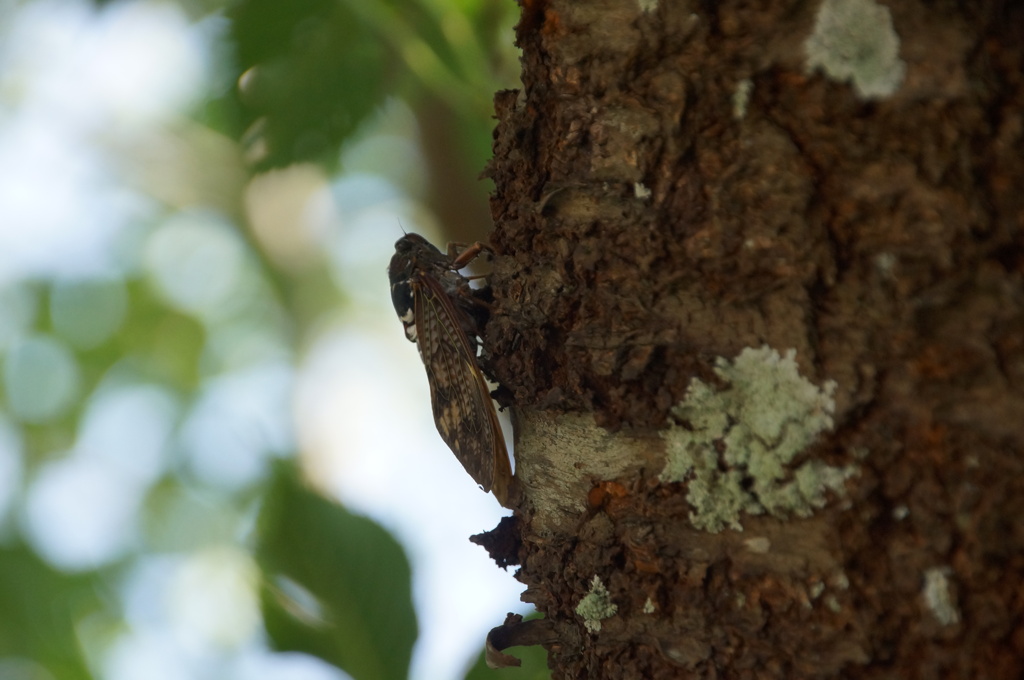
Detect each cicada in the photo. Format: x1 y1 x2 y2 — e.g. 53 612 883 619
388 233 513 507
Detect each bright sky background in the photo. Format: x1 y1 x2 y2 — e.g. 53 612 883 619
0 1 525 679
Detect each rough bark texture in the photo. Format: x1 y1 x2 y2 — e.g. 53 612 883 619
479 0 1024 678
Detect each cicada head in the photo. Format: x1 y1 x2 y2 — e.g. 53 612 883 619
389 233 442 342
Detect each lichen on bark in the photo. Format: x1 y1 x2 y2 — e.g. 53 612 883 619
575 576 618 633
660 346 856 532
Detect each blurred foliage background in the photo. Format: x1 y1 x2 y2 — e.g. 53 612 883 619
0 0 550 678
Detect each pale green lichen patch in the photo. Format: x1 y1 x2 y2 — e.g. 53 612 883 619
804 0 905 99
661 346 855 532
923 567 960 626
575 576 618 633
732 78 753 120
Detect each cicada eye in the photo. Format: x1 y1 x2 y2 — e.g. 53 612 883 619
391 278 414 322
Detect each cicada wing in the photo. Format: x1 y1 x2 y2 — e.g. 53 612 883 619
413 276 508 494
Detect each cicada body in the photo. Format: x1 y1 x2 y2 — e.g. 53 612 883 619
388 233 513 507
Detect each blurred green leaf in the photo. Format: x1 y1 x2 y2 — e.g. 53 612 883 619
230 0 395 169
256 463 417 680
228 0 511 171
0 545 101 680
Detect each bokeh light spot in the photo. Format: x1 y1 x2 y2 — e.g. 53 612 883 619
179 363 293 490
77 383 177 484
168 546 260 649
23 454 142 571
144 211 246 318
0 285 37 351
3 334 79 422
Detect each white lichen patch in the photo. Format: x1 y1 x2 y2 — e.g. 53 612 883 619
732 78 753 120
744 536 771 553
661 346 855 533
575 576 618 633
643 597 656 614
923 567 960 626
874 252 898 278
804 0 905 99
809 581 826 599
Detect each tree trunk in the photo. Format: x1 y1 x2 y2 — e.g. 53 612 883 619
479 0 1024 678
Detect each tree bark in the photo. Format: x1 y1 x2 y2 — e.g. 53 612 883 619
479 0 1024 678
